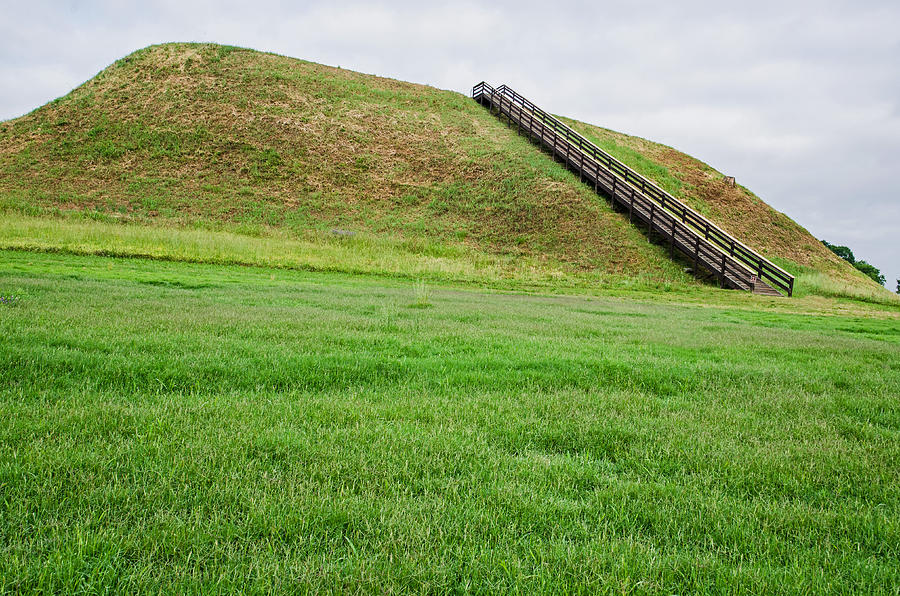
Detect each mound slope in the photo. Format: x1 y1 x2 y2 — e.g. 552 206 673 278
560 117 880 292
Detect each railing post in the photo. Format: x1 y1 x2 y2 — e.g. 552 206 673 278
720 252 727 287
693 235 700 272
670 218 676 256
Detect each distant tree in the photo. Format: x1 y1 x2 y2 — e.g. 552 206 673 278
822 239 886 286
821 240 855 264
853 260 885 286
896 279 899 294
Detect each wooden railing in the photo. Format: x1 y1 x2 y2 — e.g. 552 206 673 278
473 81 794 296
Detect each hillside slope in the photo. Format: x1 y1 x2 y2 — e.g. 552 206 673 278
0 42 882 299
560 117 882 293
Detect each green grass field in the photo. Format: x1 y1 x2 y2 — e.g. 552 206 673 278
2 249 898 593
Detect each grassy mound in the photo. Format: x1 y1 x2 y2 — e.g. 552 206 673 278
0 43 685 284
0 42 891 302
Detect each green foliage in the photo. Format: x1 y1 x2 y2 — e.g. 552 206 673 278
822 239 856 263
1 250 898 592
854 260 886 285
823 240 885 286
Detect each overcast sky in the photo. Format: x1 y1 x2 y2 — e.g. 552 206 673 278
2 0 898 288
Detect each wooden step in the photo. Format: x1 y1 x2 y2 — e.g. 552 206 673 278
752 280 784 296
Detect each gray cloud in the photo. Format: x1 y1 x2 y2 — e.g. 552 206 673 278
2 0 898 288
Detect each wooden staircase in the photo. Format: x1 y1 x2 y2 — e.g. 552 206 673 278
472 82 794 297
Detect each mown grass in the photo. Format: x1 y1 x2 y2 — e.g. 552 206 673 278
0 213 699 293
6 212 900 308
1 250 898 593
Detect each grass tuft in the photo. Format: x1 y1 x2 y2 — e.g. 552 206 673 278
408 279 433 308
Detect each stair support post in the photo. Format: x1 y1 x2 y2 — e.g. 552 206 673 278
693 235 701 272
670 218 676 257
720 252 727 287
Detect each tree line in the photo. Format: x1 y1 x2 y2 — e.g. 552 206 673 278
820 240 894 292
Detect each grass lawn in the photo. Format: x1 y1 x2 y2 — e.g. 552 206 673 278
1 250 898 593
